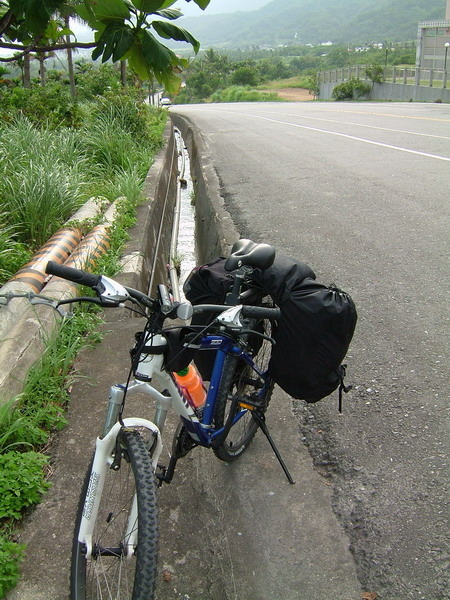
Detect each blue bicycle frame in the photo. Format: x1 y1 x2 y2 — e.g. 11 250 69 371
178 333 270 448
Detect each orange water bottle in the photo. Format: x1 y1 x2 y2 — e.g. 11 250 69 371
173 364 206 408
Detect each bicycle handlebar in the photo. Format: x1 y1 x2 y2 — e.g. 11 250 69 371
46 261 101 288
192 304 279 320
241 305 280 321
45 262 280 322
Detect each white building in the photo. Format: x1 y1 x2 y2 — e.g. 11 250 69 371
416 0 450 69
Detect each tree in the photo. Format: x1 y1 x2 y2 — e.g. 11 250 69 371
365 63 384 86
0 0 210 94
231 65 259 87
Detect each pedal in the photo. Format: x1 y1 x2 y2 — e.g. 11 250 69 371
238 392 265 411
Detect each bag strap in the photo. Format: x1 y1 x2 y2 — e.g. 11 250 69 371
338 364 352 413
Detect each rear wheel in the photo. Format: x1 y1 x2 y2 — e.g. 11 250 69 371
213 320 274 462
71 429 158 600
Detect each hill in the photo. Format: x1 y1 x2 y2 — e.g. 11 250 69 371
173 0 446 49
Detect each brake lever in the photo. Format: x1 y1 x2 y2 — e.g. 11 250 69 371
30 297 72 317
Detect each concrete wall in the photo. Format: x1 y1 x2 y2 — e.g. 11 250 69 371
319 79 450 103
116 123 178 296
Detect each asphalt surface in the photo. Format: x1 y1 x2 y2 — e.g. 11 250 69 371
171 102 450 600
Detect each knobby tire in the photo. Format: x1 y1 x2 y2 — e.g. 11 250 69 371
71 429 158 600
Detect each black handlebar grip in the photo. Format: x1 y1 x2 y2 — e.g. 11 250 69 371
45 261 101 289
241 305 281 320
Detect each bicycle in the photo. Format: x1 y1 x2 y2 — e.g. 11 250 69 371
16 239 294 600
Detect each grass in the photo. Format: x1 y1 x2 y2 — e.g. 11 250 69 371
0 94 166 284
211 85 283 103
259 75 311 89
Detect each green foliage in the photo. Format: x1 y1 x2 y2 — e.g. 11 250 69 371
1 1 211 92
0 218 31 282
80 92 165 181
231 65 259 87
306 72 320 97
0 451 50 520
0 399 36 453
0 88 166 279
0 84 81 128
365 63 384 84
0 535 25 598
210 86 282 103
74 64 122 100
0 118 87 248
332 77 371 101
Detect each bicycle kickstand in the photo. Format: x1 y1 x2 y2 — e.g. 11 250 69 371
252 411 295 485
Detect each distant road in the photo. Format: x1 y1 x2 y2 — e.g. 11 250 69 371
172 101 450 600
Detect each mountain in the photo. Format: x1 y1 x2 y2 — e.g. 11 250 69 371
172 0 446 49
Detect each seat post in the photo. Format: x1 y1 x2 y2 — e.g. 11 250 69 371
225 266 251 306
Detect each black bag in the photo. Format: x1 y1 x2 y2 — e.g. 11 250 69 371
184 254 357 402
183 257 234 305
183 257 267 380
268 278 357 402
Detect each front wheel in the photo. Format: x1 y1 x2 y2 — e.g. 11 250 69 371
71 429 158 600
213 321 274 462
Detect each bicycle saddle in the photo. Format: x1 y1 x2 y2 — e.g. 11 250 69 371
225 239 275 272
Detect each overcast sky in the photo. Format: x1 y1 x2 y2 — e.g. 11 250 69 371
173 0 271 17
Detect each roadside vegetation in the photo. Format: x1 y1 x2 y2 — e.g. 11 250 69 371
173 43 416 104
0 63 167 597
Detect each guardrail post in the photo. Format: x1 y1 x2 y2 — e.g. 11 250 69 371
414 67 420 86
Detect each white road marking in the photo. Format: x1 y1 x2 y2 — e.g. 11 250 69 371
231 112 450 162
258 111 450 141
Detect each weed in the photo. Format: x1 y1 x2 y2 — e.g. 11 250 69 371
0 451 50 520
0 534 25 598
332 78 371 101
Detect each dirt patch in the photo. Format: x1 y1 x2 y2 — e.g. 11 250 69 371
261 87 314 101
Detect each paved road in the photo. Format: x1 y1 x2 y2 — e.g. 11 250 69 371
172 102 450 600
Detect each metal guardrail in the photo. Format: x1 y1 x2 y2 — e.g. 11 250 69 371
318 65 449 89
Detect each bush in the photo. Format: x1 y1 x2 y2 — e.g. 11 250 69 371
231 66 259 87
0 451 50 520
0 84 81 128
0 535 25 598
0 219 31 281
332 78 371 101
0 118 88 248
